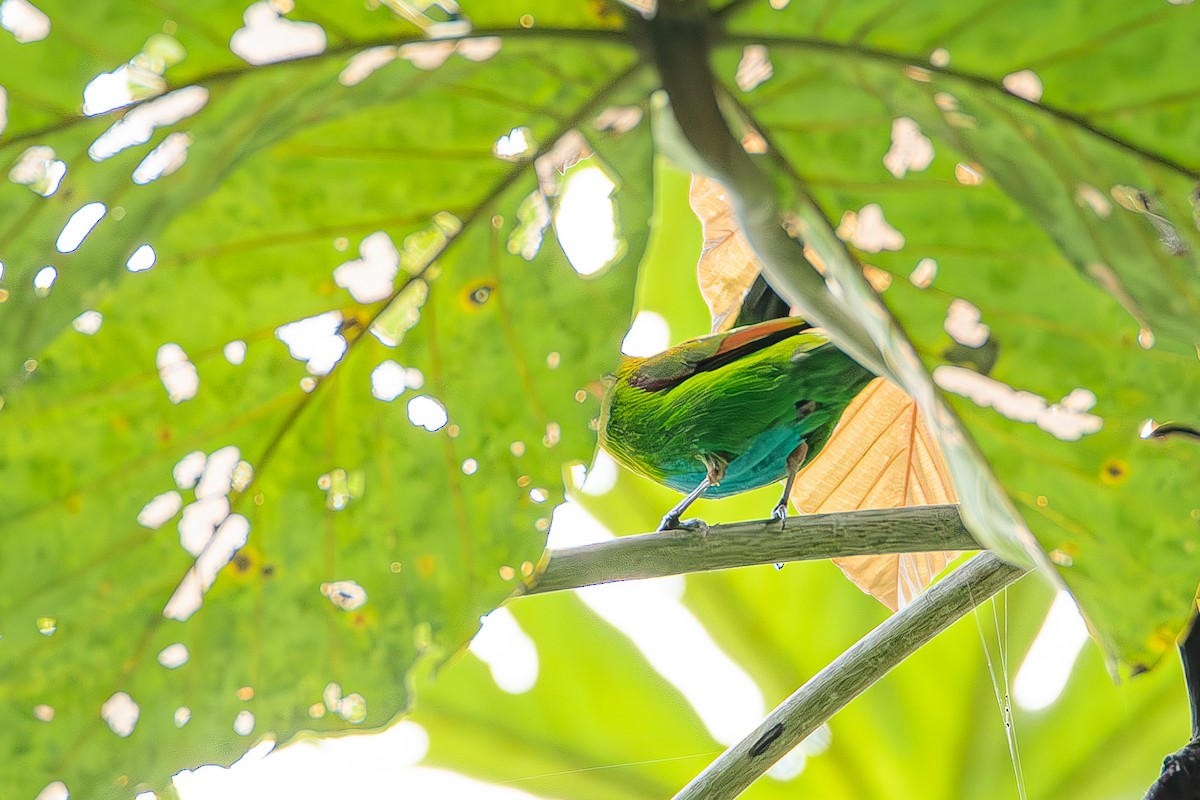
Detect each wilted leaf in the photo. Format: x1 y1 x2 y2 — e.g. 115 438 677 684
790 379 960 611
691 174 764 332
690 176 958 610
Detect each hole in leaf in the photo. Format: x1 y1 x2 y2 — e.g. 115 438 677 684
162 514 250 621
132 132 192 184
173 451 206 490
370 360 408 401
836 204 904 252
735 44 772 92
10 146 66 196
593 105 643 134
127 243 157 272
339 45 397 86
34 782 68 800
157 643 189 669
910 257 937 288
179 496 230 557
233 710 255 736
944 298 990 347
224 340 247 365
407 395 447 431
196 445 239 499
137 490 183 529
494 126 533 160
333 231 399 303
1003 69 1043 102
71 309 103 335
883 117 933 178
89 87 208 162
33 266 57 296
276 311 347 375
56 202 106 252
101 692 140 737
934 366 1103 440
0 0 48 43
556 165 621 276
230 1 326 65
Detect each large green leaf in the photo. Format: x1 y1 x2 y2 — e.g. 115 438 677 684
3 0 1199 796
712 0 1200 669
0 2 650 796
414 160 1189 800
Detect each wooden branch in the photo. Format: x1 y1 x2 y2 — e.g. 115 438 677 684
672 552 1028 800
519 504 975 595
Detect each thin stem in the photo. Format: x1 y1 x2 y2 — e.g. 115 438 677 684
519 504 975 595
638 8 894 382
672 552 1028 800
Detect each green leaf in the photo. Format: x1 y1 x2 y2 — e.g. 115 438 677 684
413 167 1189 800
0 2 651 795
716 0 1200 669
3 1 1199 796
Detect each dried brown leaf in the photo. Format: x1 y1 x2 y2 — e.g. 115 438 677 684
790 379 962 611
690 174 763 332
688 179 958 609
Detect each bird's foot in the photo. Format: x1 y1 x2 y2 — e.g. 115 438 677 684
770 501 788 532
657 514 709 536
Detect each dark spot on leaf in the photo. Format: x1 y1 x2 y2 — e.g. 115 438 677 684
749 723 784 757
261 564 275 578
941 339 1000 376
1101 458 1128 484
158 426 173 443
339 314 368 336
233 553 252 573
466 282 494 307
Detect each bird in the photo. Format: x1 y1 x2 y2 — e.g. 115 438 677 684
597 314 875 532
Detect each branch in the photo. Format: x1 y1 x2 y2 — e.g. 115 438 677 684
672 552 1028 800
519 504 976 595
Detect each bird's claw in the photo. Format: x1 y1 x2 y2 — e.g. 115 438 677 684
770 502 788 531
657 514 709 536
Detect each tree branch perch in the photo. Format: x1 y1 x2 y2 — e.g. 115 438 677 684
519 504 976 595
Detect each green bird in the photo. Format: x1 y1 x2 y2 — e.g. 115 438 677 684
598 315 875 531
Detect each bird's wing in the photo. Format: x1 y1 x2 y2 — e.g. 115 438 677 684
626 316 816 393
